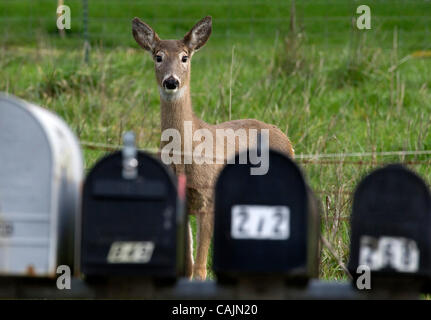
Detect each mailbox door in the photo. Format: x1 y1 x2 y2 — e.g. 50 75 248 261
213 150 318 277
81 152 183 277
0 94 82 277
348 164 431 281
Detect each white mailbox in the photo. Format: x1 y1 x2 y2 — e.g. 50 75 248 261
0 94 83 277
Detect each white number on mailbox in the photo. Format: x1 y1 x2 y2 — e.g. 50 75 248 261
107 241 155 263
231 205 290 240
359 236 419 272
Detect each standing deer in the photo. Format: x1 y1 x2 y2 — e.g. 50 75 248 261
132 16 294 280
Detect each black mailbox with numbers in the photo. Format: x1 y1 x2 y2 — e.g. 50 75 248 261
213 149 320 282
348 164 431 290
81 133 187 279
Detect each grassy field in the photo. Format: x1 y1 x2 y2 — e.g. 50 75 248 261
1 0 431 281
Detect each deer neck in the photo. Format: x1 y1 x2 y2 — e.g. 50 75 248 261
160 84 202 135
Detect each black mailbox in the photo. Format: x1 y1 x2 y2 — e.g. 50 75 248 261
348 164 431 290
213 149 320 282
81 133 186 279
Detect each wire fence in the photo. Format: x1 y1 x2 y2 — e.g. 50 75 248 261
1 0 431 51
79 139 431 191
78 134 431 280
80 139 431 162
79 138 431 278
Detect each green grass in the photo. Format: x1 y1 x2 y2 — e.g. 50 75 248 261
1 0 431 281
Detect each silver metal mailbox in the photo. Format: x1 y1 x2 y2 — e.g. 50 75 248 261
0 93 83 277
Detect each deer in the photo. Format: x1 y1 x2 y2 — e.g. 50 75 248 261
132 16 294 280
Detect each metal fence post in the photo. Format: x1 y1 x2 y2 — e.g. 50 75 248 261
83 0 89 63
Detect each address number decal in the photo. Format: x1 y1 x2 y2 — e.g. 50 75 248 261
107 241 155 264
359 236 419 272
231 205 290 240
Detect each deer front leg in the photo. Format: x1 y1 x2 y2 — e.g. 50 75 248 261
194 211 214 280
184 220 194 279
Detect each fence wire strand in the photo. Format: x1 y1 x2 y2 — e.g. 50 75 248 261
80 140 431 191
81 140 431 162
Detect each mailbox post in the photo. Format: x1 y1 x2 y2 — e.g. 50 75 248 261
348 164 431 296
80 132 186 283
213 149 320 289
0 94 83 277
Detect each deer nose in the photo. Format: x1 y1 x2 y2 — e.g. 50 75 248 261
163 77 179 90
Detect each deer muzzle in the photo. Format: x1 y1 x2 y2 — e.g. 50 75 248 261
163 76 180 91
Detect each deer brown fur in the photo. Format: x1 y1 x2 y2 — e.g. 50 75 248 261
132 16 294 280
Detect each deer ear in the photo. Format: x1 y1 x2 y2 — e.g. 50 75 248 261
184 16 212 52
132 17 160 52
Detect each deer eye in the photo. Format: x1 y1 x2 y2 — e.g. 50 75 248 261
156 55 162 63
182 56 188 63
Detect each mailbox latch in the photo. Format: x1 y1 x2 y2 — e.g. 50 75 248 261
122 131 138 180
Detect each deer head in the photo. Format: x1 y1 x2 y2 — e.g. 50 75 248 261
132 16 212 101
